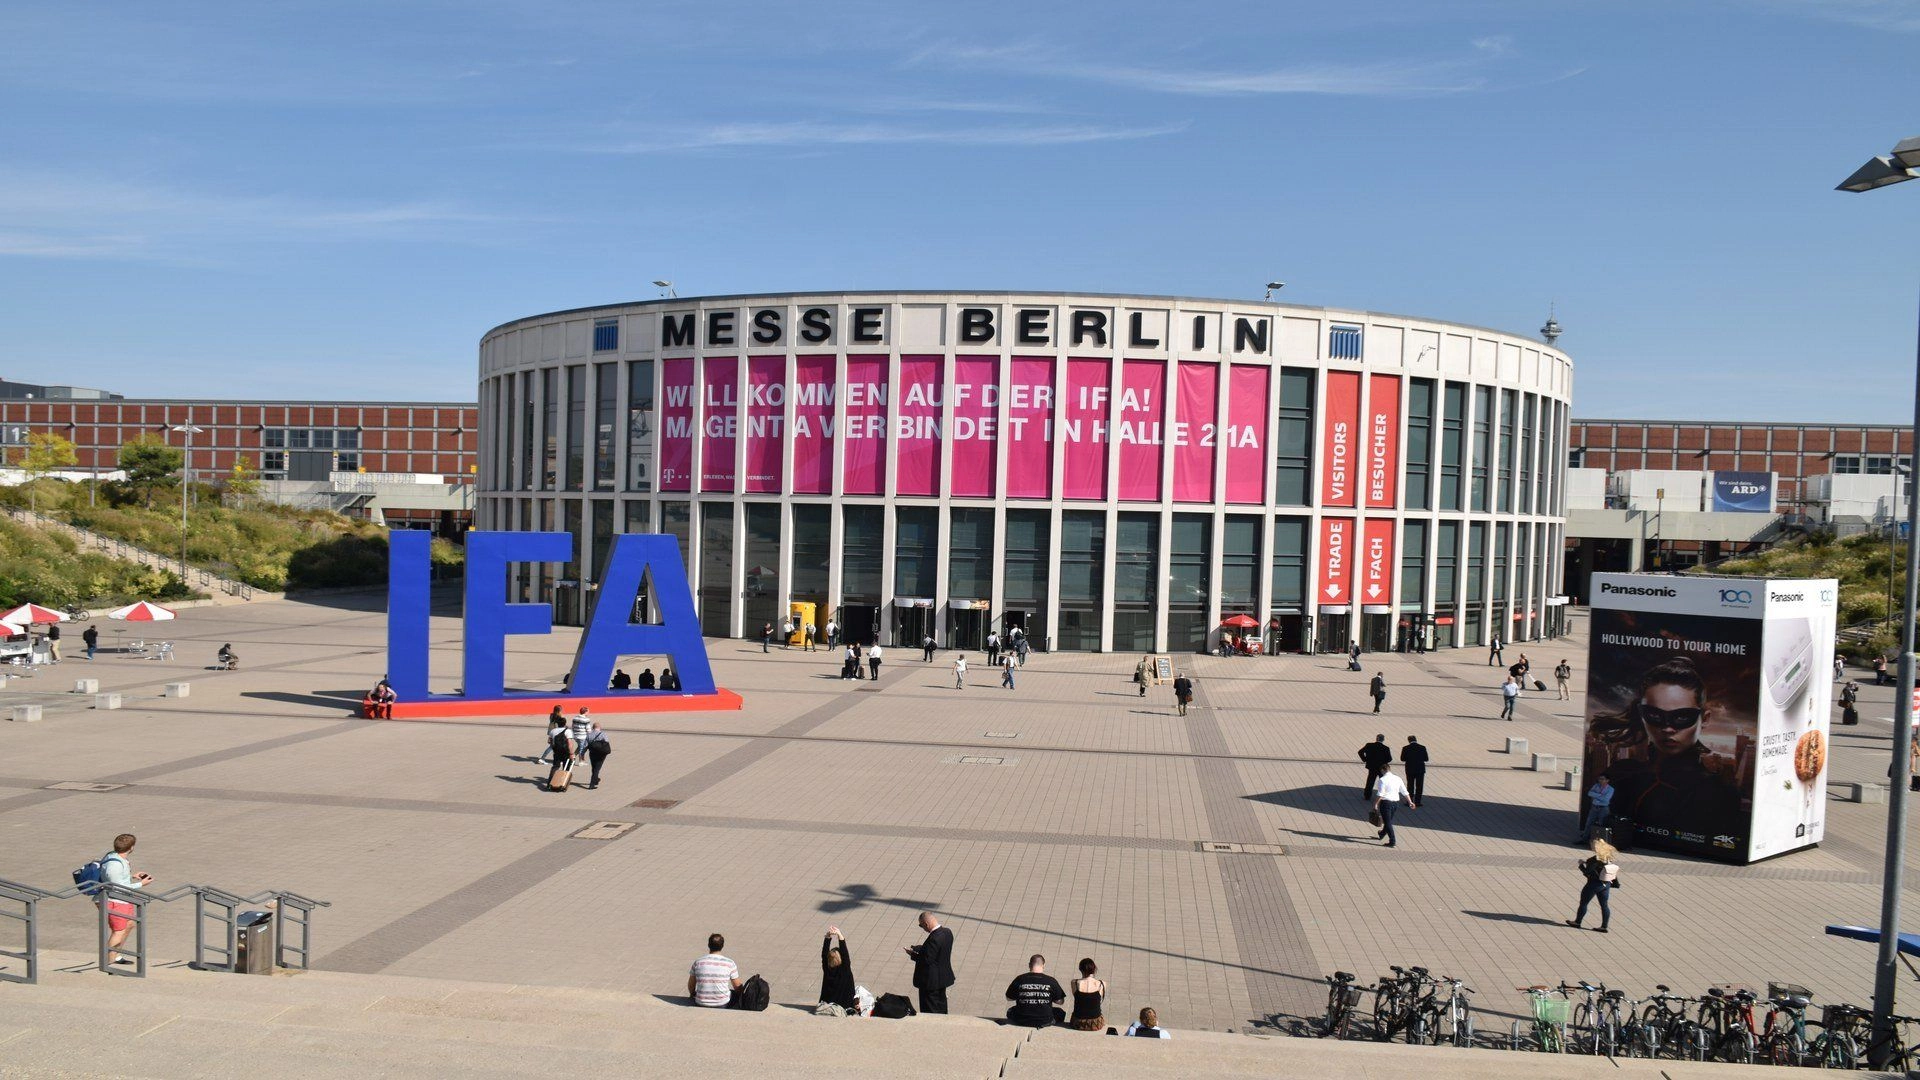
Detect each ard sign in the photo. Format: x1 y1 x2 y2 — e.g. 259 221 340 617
384 530 739 717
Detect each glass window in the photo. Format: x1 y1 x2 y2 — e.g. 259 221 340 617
661 501 691 573
1497 389 1516 514
1221 515 1260 612
1466 522 1487 605
565 365 586 492
1471 386 1493 512
1440 382 1465 511
541 369 559 490
699 502 734 633
589 501 614 624
841 505 884 603
313 429 335 450
593 317 619 353
1404 379 1434 511
791 504 830 603
1003 510 1049 605
337 428 359 450
262 451 286 474
894 507 937 599
743 503 781 633
627 359 655 492
948 509 994 599
1274 369 1315 506
1113 512 1159 652
1400 520 1428 608
1435 521 1459 605
1271 517 1308 608
335 452 359 473
520 371 536 490
1168 513 1211 652
289 429 311 450
264 429 286 449
624 499 651 534
1493 522 1510 604
1056 510 1104 652
1519 394 1536 514
593 363 617 491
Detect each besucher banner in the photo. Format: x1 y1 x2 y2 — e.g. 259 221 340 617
1582 573 1835 865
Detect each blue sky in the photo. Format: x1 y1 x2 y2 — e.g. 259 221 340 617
3 0 1918 420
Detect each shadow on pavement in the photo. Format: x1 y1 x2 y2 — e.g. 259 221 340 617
1461 910 1563 926
1246 783 1573 846
241 689 366 711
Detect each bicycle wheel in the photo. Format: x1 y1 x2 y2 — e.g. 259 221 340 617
1730 1029 1755 1065
1372 986 1398 1041
1453 1005 1475 1048
1404 1005 1426 1045
1570 1003 1596 1055
1761 1030 1803 1067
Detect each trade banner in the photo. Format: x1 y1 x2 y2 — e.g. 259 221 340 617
896 356 943 497
790 354 835 495
1321 371 1360 508
699 356 737 492
1361 518 1394 607
951 356 999 498
1319 517 1353 605
1583 573 1835 864
744 355 784 493
1006 356 1053 499
1118 358 1165 502
659 357 694 492
844 354 887 495
1173 361 1217 503
1063 358 1110 500
1366 374 1400 509
1712 471 1774 513
1224 364 1268 505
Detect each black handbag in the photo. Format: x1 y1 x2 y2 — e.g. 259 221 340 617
1367 808 1383 828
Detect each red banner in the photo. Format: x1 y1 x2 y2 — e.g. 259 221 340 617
1172 361 1217 502
1224 365 1268 505
1321 371 1359 508
1320 517 1353 605
1361 518 1395 607
1365 374 1400 509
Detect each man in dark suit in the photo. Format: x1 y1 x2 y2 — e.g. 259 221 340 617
905 911 955 1014
1400 735 1430 804
1358 734 1393 799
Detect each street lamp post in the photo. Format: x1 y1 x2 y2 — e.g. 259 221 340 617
168 423 203 579
1838 135 1920 1070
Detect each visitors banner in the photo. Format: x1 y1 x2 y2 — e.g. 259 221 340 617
744 355 783 493
1118 359 1165 502
1366 374 1400 509
1319 517 1353 604
896 356 942 497
1321 371 1360 508
790 354 834 494
951 356 999 498
699 356 737 492
1224 365 1268 505
1582 573 1835 865
1173 361 1217 503
1006 357 1053 499
1063 358 1110 500
659 357 694 492
1361 519 1394 607
844 354 887 495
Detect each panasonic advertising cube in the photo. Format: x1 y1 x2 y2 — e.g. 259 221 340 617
1581 573 1836 865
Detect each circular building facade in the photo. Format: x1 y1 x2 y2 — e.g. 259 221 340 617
477 292 1573 653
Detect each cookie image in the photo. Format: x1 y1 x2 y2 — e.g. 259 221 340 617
1794 729 1827 784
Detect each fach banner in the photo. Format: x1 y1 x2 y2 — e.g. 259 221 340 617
1006 357 1053 499
844 355 887 495
1173 362 1217 503
1366 374 1400 509
1063 358 1110 500
700 356 737 492
791 355 834 495
1361 519 1395 607
897 355 943 497
659 357 694 492
1118 359 1166 502
1321 371 1360 508
1224 365 1268 504
952 356 998 498
744 355 784 493
1319 517 1353 605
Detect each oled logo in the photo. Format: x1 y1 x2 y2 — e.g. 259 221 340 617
1718 588 1754 607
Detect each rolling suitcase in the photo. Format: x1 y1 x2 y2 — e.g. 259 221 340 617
548 764 571 792
1533 679 1548 692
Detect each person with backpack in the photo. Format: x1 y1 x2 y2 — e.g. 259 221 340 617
82 624 99 661
689 933 743 1007
85 833 150 966
1172 672 1193 717
1564 839 1621 933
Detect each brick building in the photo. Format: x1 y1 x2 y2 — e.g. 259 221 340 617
1569 419 1915 512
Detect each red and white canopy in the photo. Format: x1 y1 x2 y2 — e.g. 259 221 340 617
0 603 68 626
105 601 177 622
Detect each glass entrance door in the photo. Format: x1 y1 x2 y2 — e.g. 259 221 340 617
893 605 934 649
949 607 988 651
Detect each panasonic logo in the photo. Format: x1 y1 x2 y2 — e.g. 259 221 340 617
1770 592 1804 603
1600 583 1677 597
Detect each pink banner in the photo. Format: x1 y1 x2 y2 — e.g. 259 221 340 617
744 355 784 493
1225 365 1268 504
659 357 693 492
1007 357 1053 499
1173 362 1217 502
791 355 834 495
1118 359 1165 502
1321 371 1360 508
699 356 737 492
1062 358 1110 500
1365 374 1400 509
951 356 998 498
844 354 887 495
896 356 942 497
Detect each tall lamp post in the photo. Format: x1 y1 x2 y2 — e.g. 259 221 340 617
1838 135 1920 1069
168 423 203 578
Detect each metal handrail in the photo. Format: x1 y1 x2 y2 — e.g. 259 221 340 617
0 878 72 985
95 882 197 978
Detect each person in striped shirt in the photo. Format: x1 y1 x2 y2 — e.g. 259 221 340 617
688 933 743 1007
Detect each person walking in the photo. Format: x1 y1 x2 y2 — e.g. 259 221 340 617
922 634 936 662
1834 653 1845 682
1500 675 1521 720
1001 653 1016 690
1489 636 1504 667
97 833 152 966
986 631 1001 668
906 912 955 1014
1841 680 1860 726
1564 839 1620 933
47 623 61 662
583 724 611 790
1369 671 1386 714
1068 957 1106 1032
1358 734 1392 799
82 624 99 661
782 618 794 649
804 622 817 652
761 622 773 653
953 653 968 689
1581 774 1615 842
567 708 593 763
1133 656 1150 697
1400 736 1429 803
1875 655 1890 686
539 706 566 766
1348 643 1362 672
1555 658 1573 700
819 925 857 1012
1016 636 1030 667
1172 672 1193 717
866 642 883 681
1371 764 1415 847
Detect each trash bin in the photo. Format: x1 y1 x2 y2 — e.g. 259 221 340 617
235 910 275 975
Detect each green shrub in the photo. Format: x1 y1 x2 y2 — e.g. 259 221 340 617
0 516 197 608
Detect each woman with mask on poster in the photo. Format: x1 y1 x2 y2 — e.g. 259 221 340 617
1587 657 1745 842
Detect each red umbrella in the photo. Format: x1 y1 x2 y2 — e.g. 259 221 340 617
106 601 178 622
0 603 67 626
1219 614 1260 629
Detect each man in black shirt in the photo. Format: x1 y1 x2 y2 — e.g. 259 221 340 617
1358 734 1393 799
1172 673 1194 717
1004 954 1066 1028
1400 736 1430 803
1369 672 1386 713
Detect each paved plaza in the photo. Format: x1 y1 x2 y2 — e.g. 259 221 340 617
1 594 1914 1036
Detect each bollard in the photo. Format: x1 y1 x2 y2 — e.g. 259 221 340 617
74 678 100 694
9 704 42 723
94 693 122 710
1562 768 1582 791
163 682 191 698
1862 783 1890 805
1505 736 1529 756
1530 752 1558 773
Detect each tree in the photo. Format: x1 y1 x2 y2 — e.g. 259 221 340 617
118 436 183 510
224 454 261 504
18 431 76 513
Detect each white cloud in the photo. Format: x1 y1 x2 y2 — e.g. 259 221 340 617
1761 0 1920 32
577 119 1188 154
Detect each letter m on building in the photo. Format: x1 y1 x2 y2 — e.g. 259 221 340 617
661 314 695 349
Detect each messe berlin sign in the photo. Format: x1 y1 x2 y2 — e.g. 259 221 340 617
383 530 740 718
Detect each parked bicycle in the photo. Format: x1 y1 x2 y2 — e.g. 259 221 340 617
1513 985 1569 1053
1695 984 1759 1064
1758 982 1813 1067
1372 965 1426 1042
1634 984 1705 1060
1410 974 1474 1048
1321 971 1363 1039
1561 980 1629 1057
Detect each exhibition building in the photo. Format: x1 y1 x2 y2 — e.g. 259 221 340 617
475 292 1574 654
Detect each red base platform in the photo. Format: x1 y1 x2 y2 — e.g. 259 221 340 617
377 689 743 719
